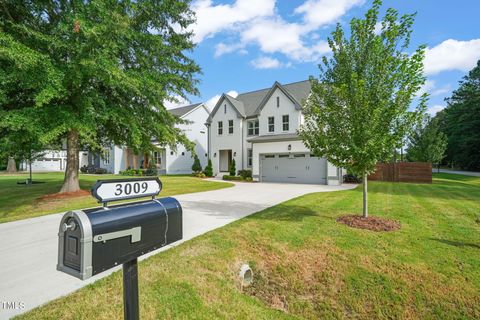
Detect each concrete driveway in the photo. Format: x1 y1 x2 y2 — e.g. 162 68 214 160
0 181 355 319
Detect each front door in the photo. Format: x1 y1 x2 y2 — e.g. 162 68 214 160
219 150 232 172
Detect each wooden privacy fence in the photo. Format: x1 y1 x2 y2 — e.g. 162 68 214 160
368 162 432 184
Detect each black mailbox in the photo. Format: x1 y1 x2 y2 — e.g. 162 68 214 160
57 197 182 280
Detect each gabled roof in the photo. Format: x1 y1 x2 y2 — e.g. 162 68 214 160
206 80 311 123
206 93 245 123
168 103 208 118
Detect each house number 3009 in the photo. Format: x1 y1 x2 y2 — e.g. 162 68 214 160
114 182 149 196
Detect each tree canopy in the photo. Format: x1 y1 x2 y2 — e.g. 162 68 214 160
0 0 200 191
299 0 426 217
440 60 480 171
406 116 447 165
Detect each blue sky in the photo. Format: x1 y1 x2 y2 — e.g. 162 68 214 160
171 0 480 116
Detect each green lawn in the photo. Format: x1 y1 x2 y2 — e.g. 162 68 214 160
0 172 231 224
18 173 480 319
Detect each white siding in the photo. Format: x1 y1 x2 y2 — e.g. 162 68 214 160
209 98 243 174
257 88 301 136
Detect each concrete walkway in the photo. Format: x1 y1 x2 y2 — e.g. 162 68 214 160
435 169 480 177
0 181 355 319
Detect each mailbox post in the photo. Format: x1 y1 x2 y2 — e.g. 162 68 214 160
57 177 182 320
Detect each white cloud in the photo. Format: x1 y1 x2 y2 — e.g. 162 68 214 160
427 104 445 116
190 0 275 43
164 95 190 110
251 56 284 69
424 39 480 75
417 80 451 98
204 90 238 111
294 0 364 30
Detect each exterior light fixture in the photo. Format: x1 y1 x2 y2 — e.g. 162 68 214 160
288 144 292 151
214 153 217 157
233 152 237 157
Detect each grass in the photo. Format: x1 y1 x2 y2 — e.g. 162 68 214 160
17 173 480 319
0 172 231 223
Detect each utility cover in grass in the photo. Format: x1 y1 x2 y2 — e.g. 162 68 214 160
337 215 401 232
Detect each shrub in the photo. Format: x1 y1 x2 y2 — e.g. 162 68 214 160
229 159 236 176
223 175 243 181
191 155 202 173
238 169 252 179
144 163 158 176
80 165 88 173
204 159 213 177
95 168 107 174
343 174 362 183
192 172 206 178
245 177 253 182
120 169 137 176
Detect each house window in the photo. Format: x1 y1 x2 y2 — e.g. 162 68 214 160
103 150 110 164
247 149 253 167
218 121 223 135
182 152 185 156
247 120 259 136
282 115 289 131
170 151 174 155
228 120 234 134
154 151 161 165
276 96 280 107
224 104 227 114
268 116 275 132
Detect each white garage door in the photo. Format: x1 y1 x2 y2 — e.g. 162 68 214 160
260 153 327 184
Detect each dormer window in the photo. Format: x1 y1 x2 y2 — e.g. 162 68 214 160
276 96 280 107
247 120 259 136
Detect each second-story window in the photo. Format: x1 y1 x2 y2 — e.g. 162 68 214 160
282 115 289 131
247 120 259 136
228 120 234 134
218 121 223 135
268 116 275 132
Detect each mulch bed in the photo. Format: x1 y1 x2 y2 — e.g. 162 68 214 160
38 189 90 201
337 215 401 232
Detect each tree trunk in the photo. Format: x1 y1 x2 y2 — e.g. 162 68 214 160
6 157 17 173
60 130 80 193
363 174 368 218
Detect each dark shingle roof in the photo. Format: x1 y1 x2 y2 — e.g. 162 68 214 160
168 103 203 118
236 80 311 117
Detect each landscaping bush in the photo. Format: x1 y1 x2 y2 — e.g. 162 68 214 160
204 159 213 177
191 155 202 173
238 169 252 179
192 172 206 178
120 169 137 176
343 173 362 183
229 159 236 176
222 175 243 181
143 163 158 176
80 165 88 173
94 168 107 174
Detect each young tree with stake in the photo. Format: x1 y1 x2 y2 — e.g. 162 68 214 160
0 0 200 193
299 0 426 218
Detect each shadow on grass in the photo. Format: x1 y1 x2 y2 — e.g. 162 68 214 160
430 238 480 249
249 204 318 221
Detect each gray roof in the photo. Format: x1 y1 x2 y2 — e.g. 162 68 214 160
168 103 203 118
246 133 301 143
207 80 311 123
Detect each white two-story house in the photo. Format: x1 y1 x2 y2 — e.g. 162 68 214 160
94 103 210 174
206 80 342 185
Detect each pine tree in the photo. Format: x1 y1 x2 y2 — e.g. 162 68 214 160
191 155 202 173
229 159 236 176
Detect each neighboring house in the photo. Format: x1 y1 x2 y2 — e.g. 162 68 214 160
21 150 89 172
93 103 210 174
206 80 343 185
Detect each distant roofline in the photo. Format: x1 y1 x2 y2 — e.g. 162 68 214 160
236 79 310 97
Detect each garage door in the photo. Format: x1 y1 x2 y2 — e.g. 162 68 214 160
260 153 327 184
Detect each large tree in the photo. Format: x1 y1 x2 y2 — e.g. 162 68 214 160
299 0 426 217
406 115 447 167
0 0 200 192
440 60 480 171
